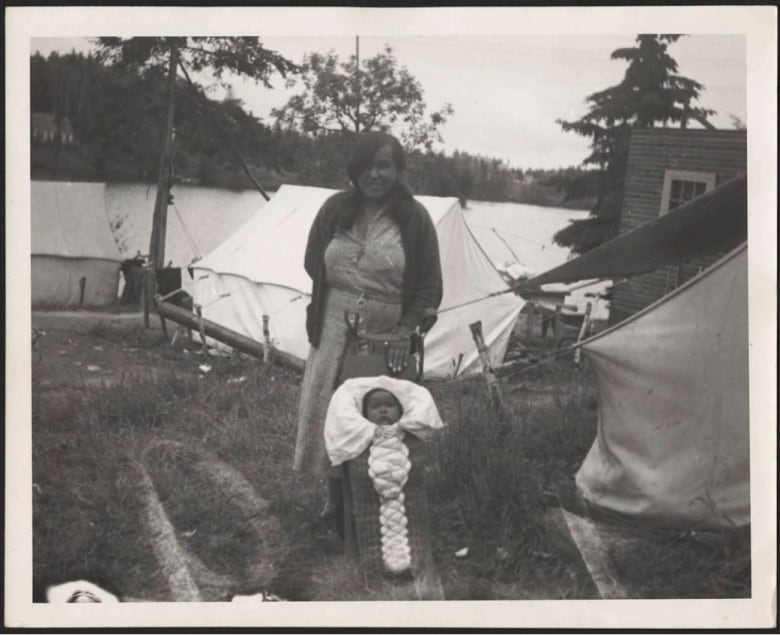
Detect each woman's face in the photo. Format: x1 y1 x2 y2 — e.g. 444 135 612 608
356 144 398 200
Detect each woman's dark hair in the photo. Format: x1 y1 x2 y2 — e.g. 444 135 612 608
362 388 404 418
347 131 407 187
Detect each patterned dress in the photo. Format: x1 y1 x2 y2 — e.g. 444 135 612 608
293 210 406 477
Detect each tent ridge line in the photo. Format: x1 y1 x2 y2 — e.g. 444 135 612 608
188 268 310 298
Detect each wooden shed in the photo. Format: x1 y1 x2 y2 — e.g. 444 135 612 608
609 128 747 324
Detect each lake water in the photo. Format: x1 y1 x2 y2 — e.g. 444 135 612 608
105 184 266 267
105 183 607 316
106 183 587 269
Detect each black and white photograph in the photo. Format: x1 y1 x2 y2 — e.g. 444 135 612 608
5 5 776 629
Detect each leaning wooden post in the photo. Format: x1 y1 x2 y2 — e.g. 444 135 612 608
469 321 506 420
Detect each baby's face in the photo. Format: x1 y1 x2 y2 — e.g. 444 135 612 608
365 390 402 425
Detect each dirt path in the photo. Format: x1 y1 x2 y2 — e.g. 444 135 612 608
32 311 185 389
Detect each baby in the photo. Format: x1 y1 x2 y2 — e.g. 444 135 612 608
362 388 403 427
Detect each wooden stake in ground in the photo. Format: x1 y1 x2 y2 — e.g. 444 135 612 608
573 301 593 365
469 321 507 420
262 314 271 364
143 263 153 329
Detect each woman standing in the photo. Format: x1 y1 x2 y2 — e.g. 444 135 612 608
294 131 443 519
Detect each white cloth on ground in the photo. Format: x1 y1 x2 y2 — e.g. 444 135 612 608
46 580 120 603
324 375 444 467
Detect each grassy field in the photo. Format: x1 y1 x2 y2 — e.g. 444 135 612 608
31 323 750 602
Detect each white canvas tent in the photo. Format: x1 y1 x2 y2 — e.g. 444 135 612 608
31 181 122 307
191 185 524 379
521 174 749 529
463 201 611 320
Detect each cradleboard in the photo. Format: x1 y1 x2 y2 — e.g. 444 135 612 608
335 311 444 599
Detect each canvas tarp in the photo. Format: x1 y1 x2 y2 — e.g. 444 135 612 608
31 181 121 307
576 243 749 528
519 173 747 287
191 185 524 379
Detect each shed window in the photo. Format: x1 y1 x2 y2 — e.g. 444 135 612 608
660 170 716 214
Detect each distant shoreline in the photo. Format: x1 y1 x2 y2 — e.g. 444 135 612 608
30 173 593 213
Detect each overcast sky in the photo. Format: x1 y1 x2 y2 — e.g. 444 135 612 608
32 33 746 170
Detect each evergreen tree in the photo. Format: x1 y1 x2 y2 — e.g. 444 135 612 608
554 35 715 254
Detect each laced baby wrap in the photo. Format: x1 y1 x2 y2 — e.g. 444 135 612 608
368 424 412 572
324 376 444 574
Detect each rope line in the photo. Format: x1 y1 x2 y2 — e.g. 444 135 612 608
468 224 550 249
502 341 585 377
264 293 305 317
157 287 186 303
177 60 270 201
491 227 523 264
438 288 516 314
171 203 202 260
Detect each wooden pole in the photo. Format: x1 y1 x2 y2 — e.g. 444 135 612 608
469 321 506 420
148 41 180 275
355 35 360 135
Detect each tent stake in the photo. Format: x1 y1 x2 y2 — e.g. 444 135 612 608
262 314 271 364
143 265 152 329
78 277 86 307
573 301 593 365
195 304 207 354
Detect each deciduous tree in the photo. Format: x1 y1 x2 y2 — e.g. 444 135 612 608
273 46 453 152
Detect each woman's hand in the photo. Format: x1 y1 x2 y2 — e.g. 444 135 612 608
385 325 412 374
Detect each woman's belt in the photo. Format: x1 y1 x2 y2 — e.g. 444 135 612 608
327 284 402 306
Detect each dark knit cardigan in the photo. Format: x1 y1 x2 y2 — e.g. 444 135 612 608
303 185 443 347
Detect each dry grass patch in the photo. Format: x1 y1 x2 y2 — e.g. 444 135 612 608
32 328 749 601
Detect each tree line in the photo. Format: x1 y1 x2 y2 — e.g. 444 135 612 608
30 48 594 209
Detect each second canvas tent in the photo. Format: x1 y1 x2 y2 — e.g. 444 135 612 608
31 181 122 307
